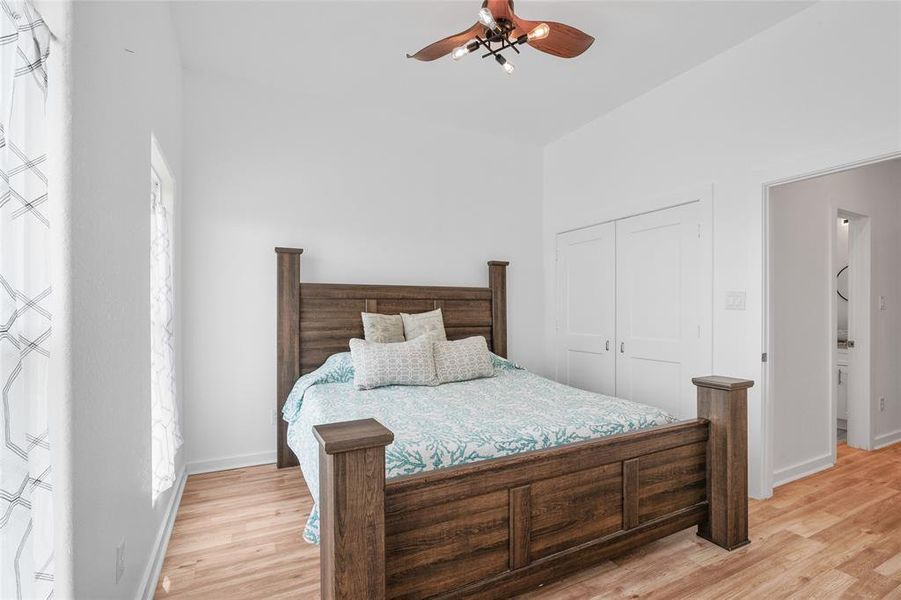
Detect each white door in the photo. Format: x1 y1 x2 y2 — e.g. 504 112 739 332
615 203 702 418
845 214 872 450
555 223 616 395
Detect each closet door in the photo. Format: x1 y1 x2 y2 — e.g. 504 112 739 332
555 223 616 395
615 203 701 418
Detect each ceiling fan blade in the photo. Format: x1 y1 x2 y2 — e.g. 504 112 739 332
407 22 483 62
512 18 595 58
484 0 514 21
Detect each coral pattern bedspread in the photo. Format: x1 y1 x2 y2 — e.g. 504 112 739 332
284 353 677 544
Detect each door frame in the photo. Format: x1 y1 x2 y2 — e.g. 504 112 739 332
761 151 900 493
554 185 714 396
841 210 872 451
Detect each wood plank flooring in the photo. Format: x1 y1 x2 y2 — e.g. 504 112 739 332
156 443 901 599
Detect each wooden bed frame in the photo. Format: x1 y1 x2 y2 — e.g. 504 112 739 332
275 247 752 600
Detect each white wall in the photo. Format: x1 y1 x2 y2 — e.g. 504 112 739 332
771 159 901 478
542 1 901 498
181 71 545 470
66 2 185 597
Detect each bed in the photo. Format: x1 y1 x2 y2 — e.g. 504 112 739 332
285 352 679 545
275 247 752 600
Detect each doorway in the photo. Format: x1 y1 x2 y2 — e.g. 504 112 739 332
835 216 850 444
766 156 899 487
834 210 872 451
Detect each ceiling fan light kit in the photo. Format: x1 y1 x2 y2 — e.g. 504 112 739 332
407 0 594 74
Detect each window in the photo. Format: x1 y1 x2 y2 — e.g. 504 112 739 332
150 138 181 503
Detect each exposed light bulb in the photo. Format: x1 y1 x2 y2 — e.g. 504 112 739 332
527 23 550 41
451 39 480 61
495 54 515 75
479 7 499 31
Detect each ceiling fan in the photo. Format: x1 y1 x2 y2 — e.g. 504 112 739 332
406 0 594 74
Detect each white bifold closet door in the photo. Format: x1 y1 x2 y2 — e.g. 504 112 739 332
615 203 701 418
555 222 616 396
555 202 703 418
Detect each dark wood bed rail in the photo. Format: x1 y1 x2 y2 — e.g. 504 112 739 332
314 376 753 599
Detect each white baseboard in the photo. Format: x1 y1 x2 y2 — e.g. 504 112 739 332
187 451 276 475
875 429 901 449
773 452 834 487
139 466 187 600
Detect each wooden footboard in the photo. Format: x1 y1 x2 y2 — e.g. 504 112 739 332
314 376 752 599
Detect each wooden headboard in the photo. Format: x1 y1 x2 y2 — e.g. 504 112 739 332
275 247 509 468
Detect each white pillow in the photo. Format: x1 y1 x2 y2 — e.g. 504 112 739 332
349 336 438 390
433 336 494 384
401 308 447 341
361 312 405 343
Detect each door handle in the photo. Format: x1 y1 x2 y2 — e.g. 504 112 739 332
620 342 625 354
838 369 843 385
846 340 856 348
605 340 610 352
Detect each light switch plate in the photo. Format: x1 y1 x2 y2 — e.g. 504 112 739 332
725 291 747 311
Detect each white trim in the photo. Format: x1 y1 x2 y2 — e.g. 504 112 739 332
844 212 873 450
761 186 774 499
772 452 834 488
874 429 901 450
139 466 187 600
187 451 276 475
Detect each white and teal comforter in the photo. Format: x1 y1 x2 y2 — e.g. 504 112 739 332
284 353 677 544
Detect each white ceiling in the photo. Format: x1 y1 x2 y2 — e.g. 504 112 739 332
171 1 812 144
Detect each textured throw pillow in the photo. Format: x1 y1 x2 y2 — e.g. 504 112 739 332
401 308 447 341
433 336 495 384
361 312 405 343
349 336 438 390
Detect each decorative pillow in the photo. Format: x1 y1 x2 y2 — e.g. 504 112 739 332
401 308 447 341
361 312 405 343
349 336 438 390
433 336 495 384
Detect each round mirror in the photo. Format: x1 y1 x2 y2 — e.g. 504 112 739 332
837 265 849 301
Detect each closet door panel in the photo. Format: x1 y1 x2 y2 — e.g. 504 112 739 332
555 223 616 396
615 203 701 418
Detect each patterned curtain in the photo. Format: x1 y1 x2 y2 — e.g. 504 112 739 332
0 1 53 598
150 167 181 502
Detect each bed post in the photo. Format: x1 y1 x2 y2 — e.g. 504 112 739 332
488 260 509 358
276 247 303 468
693 376 754 551
314 418 394 600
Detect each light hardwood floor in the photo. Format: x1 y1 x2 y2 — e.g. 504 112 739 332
156 443 901 599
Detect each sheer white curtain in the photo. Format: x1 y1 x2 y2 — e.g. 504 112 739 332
0 1 54 598
150 166 181 502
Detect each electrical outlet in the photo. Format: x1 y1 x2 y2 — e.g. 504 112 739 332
880 398 886 412
270 408 277 426
115 539 126 584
